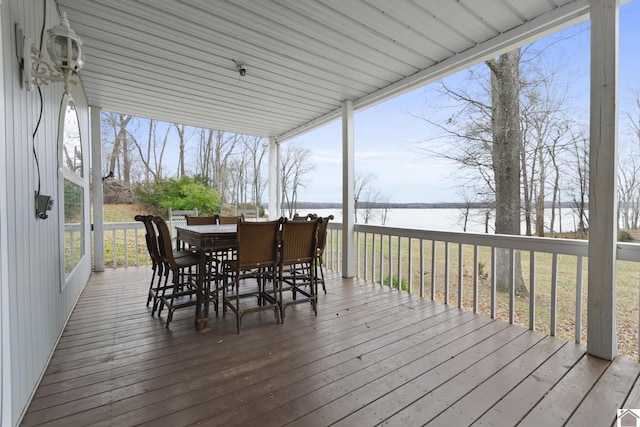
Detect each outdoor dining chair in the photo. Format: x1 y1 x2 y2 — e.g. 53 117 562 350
218 214 244 224
278 217 320 320
221 218 282 333
135 215 164 309
152 216 201 327
185 215 219 225
315 215 334 293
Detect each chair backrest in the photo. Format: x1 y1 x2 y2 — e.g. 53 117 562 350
168 208 198 233
316 215 334 256
218 214 244 225
292 213 319 221
186 215 219 225
235 219 281 268
135 215 161 265
237 207 259 219
280 218 319 266
151 216 179 268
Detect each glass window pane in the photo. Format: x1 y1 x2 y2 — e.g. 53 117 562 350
63 179 84 274
62 101 83 177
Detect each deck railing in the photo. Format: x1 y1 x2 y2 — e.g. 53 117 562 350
325 222 640 360
96 221 640 359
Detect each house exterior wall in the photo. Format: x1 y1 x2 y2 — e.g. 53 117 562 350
1 1 92 425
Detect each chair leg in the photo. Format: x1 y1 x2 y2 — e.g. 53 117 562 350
147 264 157 306
153 269 170 315
317 258 327 293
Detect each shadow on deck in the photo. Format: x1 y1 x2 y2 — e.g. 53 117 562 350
21 267 640 426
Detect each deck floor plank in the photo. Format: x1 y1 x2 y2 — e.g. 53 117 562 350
566 356 640 426
423 335 567 426
517 354 611 426
19 267 640 427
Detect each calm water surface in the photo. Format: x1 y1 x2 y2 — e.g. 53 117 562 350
294 208 584 234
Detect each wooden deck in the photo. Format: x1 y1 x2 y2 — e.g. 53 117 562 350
21 267 640 426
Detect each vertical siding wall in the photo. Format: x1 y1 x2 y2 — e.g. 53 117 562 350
1 1 92 425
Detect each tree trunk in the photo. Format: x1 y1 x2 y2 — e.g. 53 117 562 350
486 50 529 297
536 151 546 237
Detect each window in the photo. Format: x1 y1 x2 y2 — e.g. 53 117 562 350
59 96 85 280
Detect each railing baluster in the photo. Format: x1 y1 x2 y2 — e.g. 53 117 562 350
397 237 402 291
372 231 377 284
408 238 413 294
491 246 496 319
388 234 393 288
420 239 424 298
431 240 436 301
70 231 75 269
473 245 478 313
363 232 368 282
112 229 117 268
551 253 558 336
134 230 140 267
509 248 515 324
124 229 129 267
356 231 360 277
458 243 463 308
379 234 384 286
530 250 536 331
576 255 583 343
444 241 450 304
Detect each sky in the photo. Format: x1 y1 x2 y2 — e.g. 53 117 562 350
284 1 640 204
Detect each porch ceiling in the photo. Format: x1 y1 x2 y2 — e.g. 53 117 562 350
58 0 589 141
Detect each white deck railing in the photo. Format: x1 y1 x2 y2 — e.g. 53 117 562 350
96 221 640 359
325 222 640 360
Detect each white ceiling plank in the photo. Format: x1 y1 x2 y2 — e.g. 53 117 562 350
57 0 590 138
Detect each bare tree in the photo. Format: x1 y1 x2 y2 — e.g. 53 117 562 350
485 50 529 297
194 128 215 185
280 144 314 217
618 87 640 230
241 135 268 207
128 118 170 183
102 112 136 184
354 171 376 223
173 123 193 178
568 130 589 237
211 131 240 204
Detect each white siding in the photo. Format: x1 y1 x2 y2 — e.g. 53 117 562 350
1 1 92 425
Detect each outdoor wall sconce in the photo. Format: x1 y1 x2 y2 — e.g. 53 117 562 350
17 12 84 92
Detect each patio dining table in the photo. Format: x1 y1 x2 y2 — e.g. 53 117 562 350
176 224 237 331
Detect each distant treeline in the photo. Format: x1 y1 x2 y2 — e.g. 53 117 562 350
278 201 586 209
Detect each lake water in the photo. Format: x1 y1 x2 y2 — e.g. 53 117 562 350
293 207 585 234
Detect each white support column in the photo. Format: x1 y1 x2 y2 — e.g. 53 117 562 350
587 0 619 360
268 136 279 220
91 106 105 272
342 100 355 277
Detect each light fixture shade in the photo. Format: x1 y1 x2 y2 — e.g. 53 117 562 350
46 12 83 75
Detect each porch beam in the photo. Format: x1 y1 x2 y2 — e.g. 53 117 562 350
268 136 279 220
587 0 619 360
342 100 355 277
91 106 105 272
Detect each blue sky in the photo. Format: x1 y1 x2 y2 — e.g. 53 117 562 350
288 1 640 204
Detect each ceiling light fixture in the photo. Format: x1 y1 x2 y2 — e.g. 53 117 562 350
18 12 84 92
